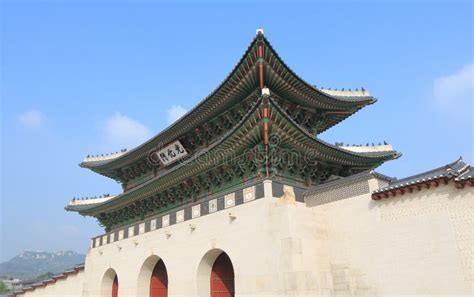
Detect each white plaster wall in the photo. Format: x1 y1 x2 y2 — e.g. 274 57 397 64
307 179 473 297
15 180 472 297
81 185 324 297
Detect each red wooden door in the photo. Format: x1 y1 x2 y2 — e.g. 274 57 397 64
211 253 235 297
150 259 168 297
112 275 119 297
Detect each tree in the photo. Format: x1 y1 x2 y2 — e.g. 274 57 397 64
0 281 8 293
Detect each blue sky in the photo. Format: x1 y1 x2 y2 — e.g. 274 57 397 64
1 1 472 262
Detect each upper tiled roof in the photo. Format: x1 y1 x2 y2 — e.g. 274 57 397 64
80 30 377 176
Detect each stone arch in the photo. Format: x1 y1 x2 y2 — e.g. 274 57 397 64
137 255 168 297
101 268 118 297
196 249 235 297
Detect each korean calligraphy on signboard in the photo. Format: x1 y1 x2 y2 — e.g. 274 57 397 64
148 140 188 166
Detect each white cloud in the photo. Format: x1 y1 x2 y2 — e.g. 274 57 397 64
166 105 187 124
104 112 151 149
434 63 473 116
17 110 44 127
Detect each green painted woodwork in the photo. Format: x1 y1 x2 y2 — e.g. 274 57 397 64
71 96 399 231
71 34 401 231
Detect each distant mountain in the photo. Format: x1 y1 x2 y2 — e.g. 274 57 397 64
0 251 85 281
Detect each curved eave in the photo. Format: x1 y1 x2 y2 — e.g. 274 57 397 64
65 195 116 212
317 100 375 135
80 33 376 176
66 202 106 212
69 98 265 215
270 97 401 165
262 35 375 107
79 37 261 172
80 158 115 167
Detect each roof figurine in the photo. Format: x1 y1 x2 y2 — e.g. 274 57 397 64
68 29 400 231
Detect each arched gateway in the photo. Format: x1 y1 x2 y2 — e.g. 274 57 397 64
211 253 235 297
101 268 118 297
150 259 168 297
137 256 168 297
66 28 403 297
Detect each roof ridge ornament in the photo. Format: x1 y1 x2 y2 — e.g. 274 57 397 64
82 149 128 162
256 28 264 36
256 31 265 89
67 194 116 207
339 143 394 153
319 88 370 97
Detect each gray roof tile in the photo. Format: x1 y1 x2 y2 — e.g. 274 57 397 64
373 158 470 195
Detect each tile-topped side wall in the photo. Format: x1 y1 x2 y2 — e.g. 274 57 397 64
12 267 85 297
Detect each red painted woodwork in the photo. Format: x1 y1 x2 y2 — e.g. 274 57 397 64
211 253 235 297
257 43 265 88
150 259 168 297
112 276 118 297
